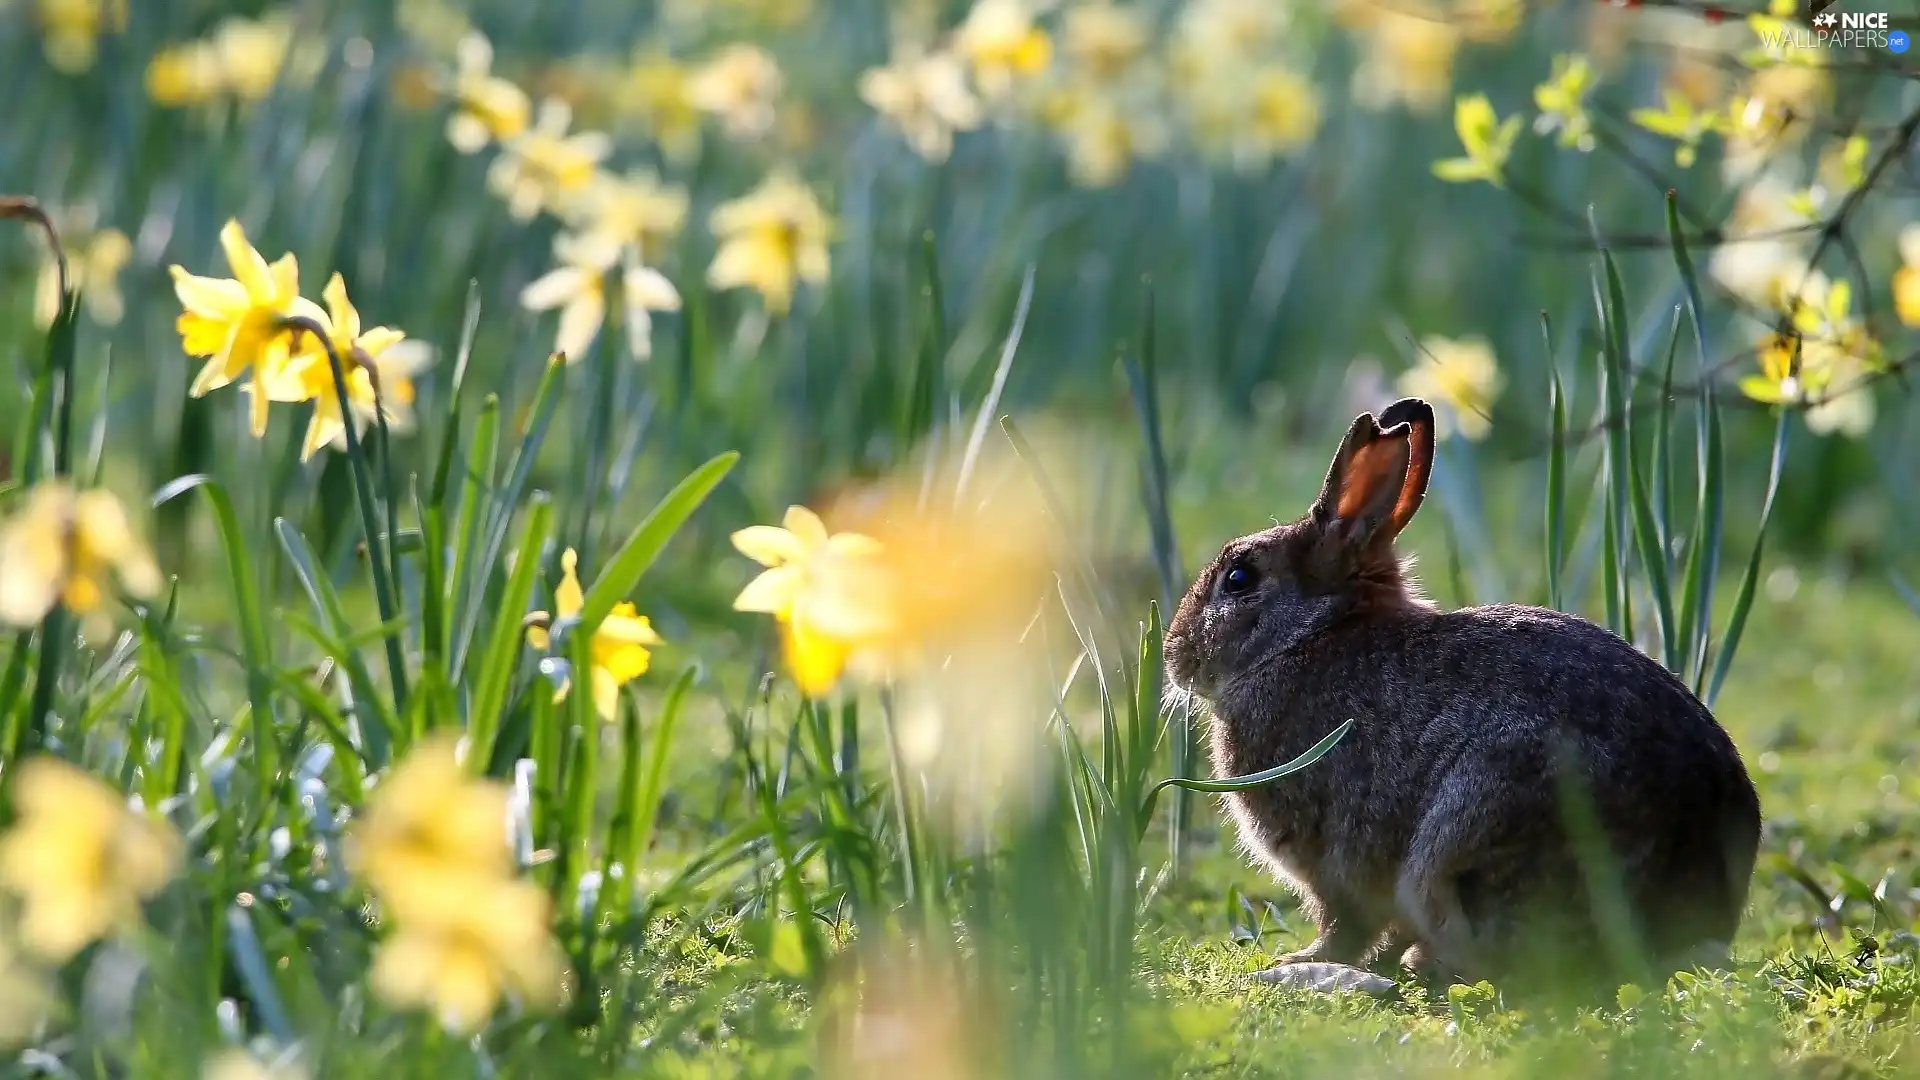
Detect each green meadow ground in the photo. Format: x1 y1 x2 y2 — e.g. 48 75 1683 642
3 0 1920 1077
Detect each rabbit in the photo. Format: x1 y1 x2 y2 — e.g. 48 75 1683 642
1163 397 1762 1000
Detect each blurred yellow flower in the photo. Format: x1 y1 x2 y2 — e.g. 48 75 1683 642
664 0 814 31
1739 331 1874 437
708 170 832 315
1817 133 1869 195
0 482 163 638
1397 335 1503 440
446 32 531 153
1237 66 1322 168
146 41 225 107
266 274 431 462
1454 0 1524 44
213 12 305 103
1533 54 1594 152
170 219 326 438
687 44 783 142
1349 4 1459 114
32 206 130 328
859 48 985 163
488 100 612 222
1894 225 1920 328
201 1050 307 1080
1061 3 1151 84
822 943 988 1080
1432 94 1521 188
1175 0 1288 63
348 735 567 1032
525 548 664 720
732 506 891 698
956 0 1053 99
37 0 125 74
0 935 54 1049
0 756 180 962
521 233 681 363
1629 89 1721 169
1044 85 1169 188
624 51 705 164
560 169 690 260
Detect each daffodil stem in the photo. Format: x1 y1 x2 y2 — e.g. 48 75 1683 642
283 315 411 719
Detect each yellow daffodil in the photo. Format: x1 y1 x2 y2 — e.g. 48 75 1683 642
347 735 567 1032
487 100 612 222
1061 3 1151 85
32 206 130 328
1893 225 1920 328
1235 66 1322 169
0 756 181 962
0 482 163 639
170 219 326 437
266 274 431 462
525 549 663 720
369 877 568 1033
1533 54 1594 152
146 40 225 107
212 12 306 103
686 44 783 142
708 170 832 316
1174 0 1287 64
1349 4 1459 114
732 506 892 698
1045 86 1170 189
37 0 126 74
446 32 531 153
1739 332 1813 408
624 50 704 164
559 169 689 260
521 233 681 363
859 48 985 164
956 0 1053 100
347 732 513 906
1396 335 1504 440
1630 90 1722 169
1432 94 1521 188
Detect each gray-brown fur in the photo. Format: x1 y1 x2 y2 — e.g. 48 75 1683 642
1164 398 1762 998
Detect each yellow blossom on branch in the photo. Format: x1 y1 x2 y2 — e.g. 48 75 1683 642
1893 225 1920 328
0 757 181 962
1629 89 1722 169
1532 54 1594 152
1432 93 1521 188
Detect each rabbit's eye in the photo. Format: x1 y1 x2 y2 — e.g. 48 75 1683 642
1220 563 1256 596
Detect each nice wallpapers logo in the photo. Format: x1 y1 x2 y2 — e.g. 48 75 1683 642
1781 0 1911 52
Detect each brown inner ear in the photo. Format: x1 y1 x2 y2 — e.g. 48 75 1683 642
1389 422 1434 534
1336 437 1410 524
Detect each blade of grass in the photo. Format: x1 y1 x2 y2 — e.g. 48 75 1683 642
578 451 739 630
1705 410 1789 706
1544 314 1568 611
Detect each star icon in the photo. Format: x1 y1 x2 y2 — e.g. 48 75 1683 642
1813 11 1837 26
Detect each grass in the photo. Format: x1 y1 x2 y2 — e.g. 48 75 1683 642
1 1 1919 1076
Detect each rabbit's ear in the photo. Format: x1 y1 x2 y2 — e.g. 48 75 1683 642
1376 397 1436 534
1311 412 1412 546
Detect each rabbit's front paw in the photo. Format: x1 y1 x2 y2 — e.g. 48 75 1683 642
1253 962 1399 997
